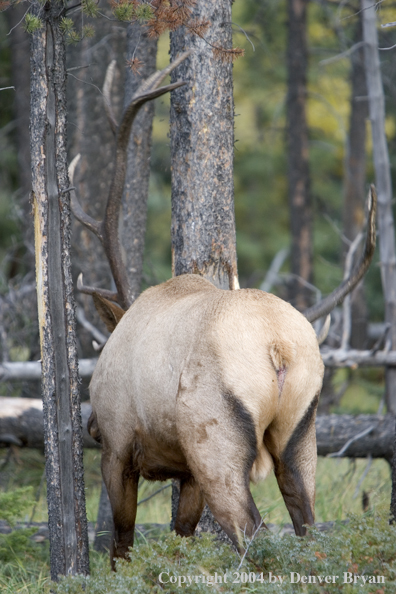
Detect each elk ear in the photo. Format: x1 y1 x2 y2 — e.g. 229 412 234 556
92 292 126 332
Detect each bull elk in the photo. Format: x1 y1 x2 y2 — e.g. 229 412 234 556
69 55 377 568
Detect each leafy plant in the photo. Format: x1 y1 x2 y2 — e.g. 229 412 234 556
0 486 49 566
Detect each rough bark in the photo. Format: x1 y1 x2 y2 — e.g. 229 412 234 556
170 1 238 291
342 19 369 349
169 0 237 538
1 398 394 460
392 427 396 520
30 1 89 578
286 0 313 311
362 0 396 415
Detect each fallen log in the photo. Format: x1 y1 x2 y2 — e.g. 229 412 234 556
0 397 394 459
3 349 396 383
315 413 394 461
0 397 98 449
0 359 97 381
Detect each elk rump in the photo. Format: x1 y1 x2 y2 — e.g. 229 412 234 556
89 274 324 567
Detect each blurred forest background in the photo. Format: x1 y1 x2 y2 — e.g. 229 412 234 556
1 0 396 409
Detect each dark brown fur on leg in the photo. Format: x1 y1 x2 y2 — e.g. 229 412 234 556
174 476 205 537
273 464 314 536
101 451 139 570
266 394 319 536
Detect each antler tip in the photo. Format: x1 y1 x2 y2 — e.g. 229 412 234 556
69 153 81 181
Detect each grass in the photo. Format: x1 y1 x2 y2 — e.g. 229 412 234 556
6 514 394 594
0 373 393 592
1 448 391 528
0 450 394 592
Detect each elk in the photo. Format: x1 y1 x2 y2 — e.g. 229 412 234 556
69 55 377 568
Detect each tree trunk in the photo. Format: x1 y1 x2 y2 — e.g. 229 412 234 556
392 428 396 521
30 0 89 578
286 0 312 311
169 0 237 541
342 18 369 349
361 0 396 414
170 2 238 292
1 398 394 460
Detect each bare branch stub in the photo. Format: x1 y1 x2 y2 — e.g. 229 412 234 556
304 185 377 323
69 51 191 310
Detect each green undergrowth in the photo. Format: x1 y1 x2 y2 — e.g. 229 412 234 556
0 486 50 593
0 484 395 593
52 514 396 593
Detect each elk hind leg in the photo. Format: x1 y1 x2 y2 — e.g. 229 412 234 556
173 476 205 537
101 450 139 569
177 388 263 550
266 394 319 536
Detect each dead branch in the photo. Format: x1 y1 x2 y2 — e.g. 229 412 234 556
304 185 377 322
75 307 107 346
321 348 396 367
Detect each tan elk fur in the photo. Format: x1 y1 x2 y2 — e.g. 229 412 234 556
89 274 324 566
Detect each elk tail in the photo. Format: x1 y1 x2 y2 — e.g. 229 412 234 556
269 339 296 398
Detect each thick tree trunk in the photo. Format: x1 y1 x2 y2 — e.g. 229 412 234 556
169 0 237 540
170 2 238 292
362 0 396 414
30 1 89 578
342 19 369 349
392 430 396 520
286 0 312 311
1 398 394 460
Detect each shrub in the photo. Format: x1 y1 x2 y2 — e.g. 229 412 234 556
55 512 396 593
